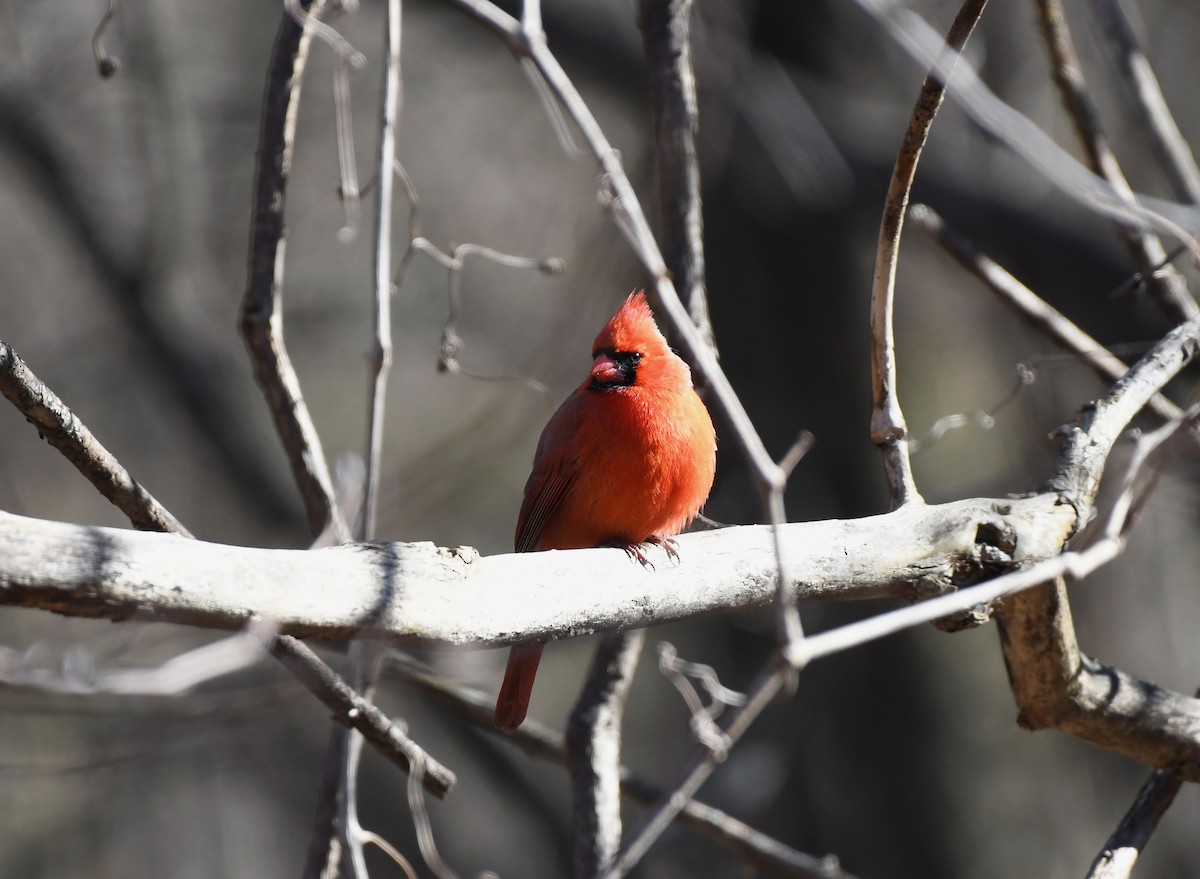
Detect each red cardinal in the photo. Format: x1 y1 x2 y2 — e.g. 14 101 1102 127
494 290 717 733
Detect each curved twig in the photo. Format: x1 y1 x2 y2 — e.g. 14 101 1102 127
869 0 989 508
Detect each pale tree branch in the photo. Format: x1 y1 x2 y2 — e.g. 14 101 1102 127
363 0 402 543
1049 313 1200 523
5 303 1199 798
870 0 989 508
566 631 645 878
0 495 1073 643
1034 0 1197 323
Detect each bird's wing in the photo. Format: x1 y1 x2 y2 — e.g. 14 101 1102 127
514 466 573 553
513 393 585 553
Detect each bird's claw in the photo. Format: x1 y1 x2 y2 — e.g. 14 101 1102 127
644 535 681 565
613 536 680 570
619 542 656 570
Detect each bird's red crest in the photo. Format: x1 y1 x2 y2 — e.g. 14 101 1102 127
592 290 664 354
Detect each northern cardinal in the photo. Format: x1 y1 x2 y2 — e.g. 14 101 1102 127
494 291 717 733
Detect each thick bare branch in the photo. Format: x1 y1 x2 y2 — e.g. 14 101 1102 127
0 494 1073 643
566 631 645 878
997 579 1200 783
1050 313 1200 523
870 0 989 507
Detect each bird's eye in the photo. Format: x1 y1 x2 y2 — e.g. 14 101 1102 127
630 352 643 363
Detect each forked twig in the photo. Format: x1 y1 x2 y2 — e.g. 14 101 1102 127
384 651 850 878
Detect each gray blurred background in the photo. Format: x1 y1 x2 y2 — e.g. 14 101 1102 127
2 0 1199 876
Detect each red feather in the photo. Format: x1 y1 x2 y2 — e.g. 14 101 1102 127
494 291 716 732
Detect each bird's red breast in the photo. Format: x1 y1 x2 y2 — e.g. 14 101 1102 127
495 290 716 732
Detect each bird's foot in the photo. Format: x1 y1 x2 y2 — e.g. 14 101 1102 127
610 536 680 570
615 541 656 570
644 535 681 565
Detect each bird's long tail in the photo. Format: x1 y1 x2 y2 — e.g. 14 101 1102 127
494 642 544 733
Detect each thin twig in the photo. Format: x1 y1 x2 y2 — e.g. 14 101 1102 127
283 0 369 240
870 0 989 508
850 0 1200 260
1083 767 1183 879
326 5 405 874
384 651 850 879
91 0 121 77
1091 0 1200 206
0 620 276 695
0 339 191 536
389 160 562 407
566 631 645 877
909 204 1182 424
1034 0 1197 324
364 0 402 550
658 641 746 754
271 636 454 798
241 0 346 541
605 654 796 879
340 644 382 879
